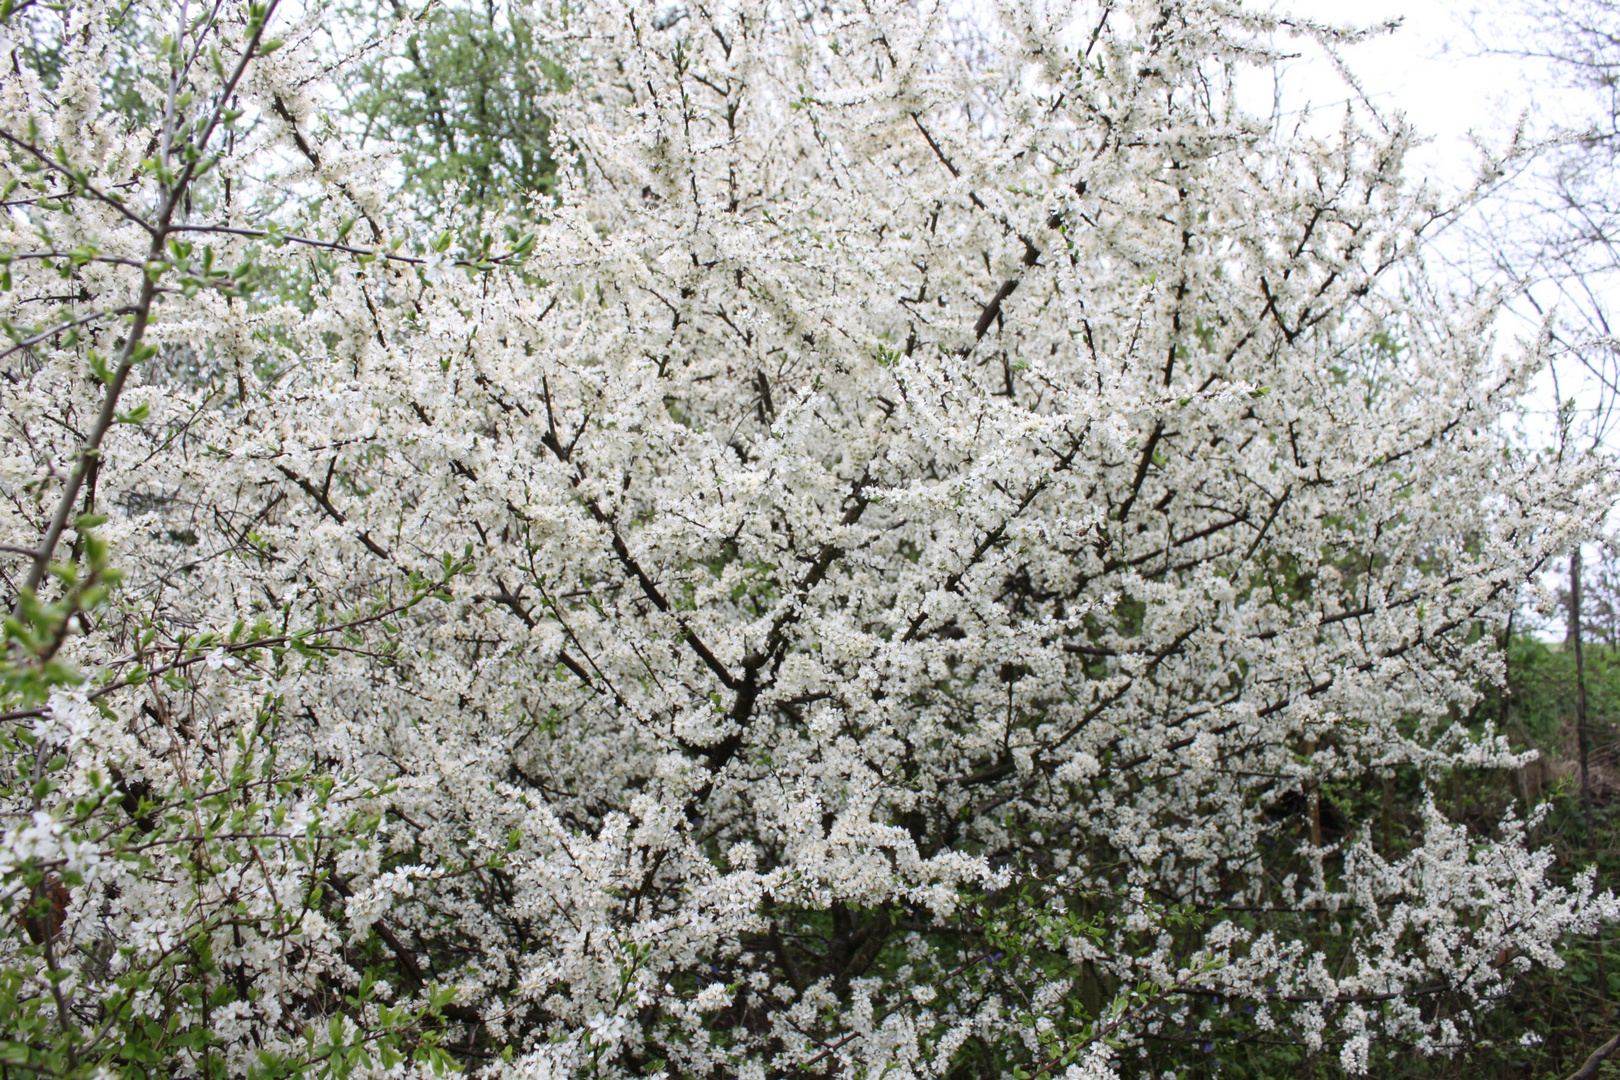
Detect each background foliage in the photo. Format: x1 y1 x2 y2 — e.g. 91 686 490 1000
339 0 564 221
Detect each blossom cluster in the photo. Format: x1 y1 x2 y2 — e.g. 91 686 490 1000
0 1 1613 1077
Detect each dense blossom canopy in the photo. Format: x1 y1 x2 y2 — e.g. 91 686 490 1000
0 1 1614 1078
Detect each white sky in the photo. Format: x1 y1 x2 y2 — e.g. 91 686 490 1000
1270 1 1542 177
1267 2 1613 433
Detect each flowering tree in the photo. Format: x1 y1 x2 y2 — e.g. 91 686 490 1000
0 1 1614 1078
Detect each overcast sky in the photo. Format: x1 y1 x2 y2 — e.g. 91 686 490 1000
1271 2 1544 184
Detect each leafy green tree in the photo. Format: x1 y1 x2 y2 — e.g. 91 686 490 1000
343 0 565 219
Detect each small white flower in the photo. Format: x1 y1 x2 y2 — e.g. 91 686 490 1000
1100 412 1131 451
1187 731 1220 771
587 1011 627 1052
1056 751 1101 783
694 982 731 1013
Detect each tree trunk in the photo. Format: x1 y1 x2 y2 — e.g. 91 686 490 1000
1574 547 1594 841
1573 546 1610 1022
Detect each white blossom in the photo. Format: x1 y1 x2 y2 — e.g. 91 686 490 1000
0 0 1609 1076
